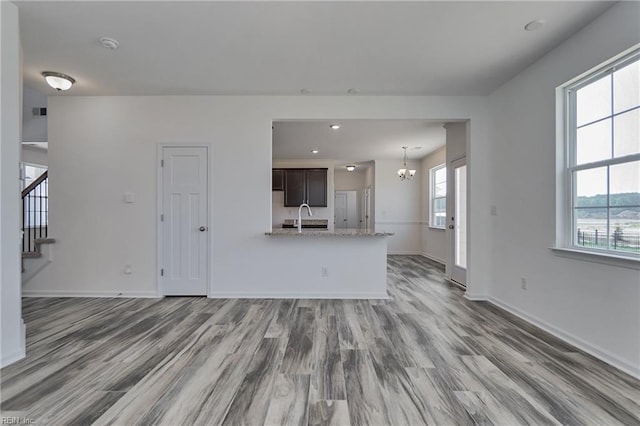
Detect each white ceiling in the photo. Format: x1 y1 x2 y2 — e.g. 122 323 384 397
272 119 446 164
17 1 613 96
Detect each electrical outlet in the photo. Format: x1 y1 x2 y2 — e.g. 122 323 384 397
521 277 527 290
124 264 133 275
322 267 329 278
490 205 497 216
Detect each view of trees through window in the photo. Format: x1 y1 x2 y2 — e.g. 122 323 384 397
571 53 639 254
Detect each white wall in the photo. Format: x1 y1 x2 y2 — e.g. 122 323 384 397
23 85 47 142
21 144 47 166
420 146 447 263
25 95 491 300
334 169 365 191
487 1 640 377
271 159 335 230
374 159 422 254
1 1 25 367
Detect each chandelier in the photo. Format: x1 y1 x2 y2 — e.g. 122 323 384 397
397 146 416 181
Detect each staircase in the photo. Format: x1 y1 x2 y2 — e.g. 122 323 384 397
22 170 55 281
22 238 56 259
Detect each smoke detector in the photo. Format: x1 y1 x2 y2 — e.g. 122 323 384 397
99 37 119 49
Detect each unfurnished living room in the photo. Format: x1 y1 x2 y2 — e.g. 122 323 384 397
1 1 639 425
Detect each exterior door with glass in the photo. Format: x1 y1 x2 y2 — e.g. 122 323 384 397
449 157 467 286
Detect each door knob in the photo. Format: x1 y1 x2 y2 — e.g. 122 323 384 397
199 226 207 232
448 225 454 229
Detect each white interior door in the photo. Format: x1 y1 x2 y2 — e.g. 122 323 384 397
449 157 467 286
161 146 208 296
335 192 348 229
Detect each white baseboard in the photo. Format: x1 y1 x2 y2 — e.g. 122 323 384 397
208 291 389 300
22 290 160 298
0 320 26 368
420 252 446 265
387 251 422 255
463 292 487 301
488 296 640 379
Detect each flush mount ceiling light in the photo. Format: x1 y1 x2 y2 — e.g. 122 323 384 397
99 36 119 49
524 19 546 31
346 165 356 172
42 71 75 91
397 146 416 181
311 149 319 154
330 124 341 130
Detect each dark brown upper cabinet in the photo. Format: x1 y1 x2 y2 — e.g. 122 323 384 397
272 169 284 191
283 168 327 207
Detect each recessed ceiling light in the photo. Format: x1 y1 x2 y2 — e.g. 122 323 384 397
330 124 341 130
347 88 359 95
99 36 119 49
524 19 546 31
346 165 356 172
42 71 75 91
311 149 319 154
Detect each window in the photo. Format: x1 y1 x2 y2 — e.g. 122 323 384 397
564 49 639 257
430 164 447 229
20 163 47 190
20 163 48 228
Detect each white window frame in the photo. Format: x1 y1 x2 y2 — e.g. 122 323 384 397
554 46 640 268
429 163 447 229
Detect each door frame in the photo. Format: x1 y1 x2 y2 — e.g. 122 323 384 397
156 144 213 297
447 154 468 287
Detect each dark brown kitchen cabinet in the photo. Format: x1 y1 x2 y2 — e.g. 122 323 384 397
283 168 327 207
272 169 284 191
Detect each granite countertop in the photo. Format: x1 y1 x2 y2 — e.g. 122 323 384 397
265 228 394 237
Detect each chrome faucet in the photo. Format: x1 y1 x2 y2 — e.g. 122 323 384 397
297 203 313 233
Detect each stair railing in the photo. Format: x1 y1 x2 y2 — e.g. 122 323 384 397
22 170 48 253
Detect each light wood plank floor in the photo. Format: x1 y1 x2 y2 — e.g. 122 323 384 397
2 255 639 425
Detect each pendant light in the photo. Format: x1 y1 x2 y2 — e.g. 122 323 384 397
397 146 416 181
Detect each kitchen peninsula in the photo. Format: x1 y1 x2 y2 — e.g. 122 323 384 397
269 162 392 299
265 226 393 299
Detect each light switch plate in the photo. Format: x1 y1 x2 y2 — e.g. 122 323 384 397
123 192 135 203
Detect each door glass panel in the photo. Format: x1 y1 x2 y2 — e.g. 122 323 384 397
455 165 467 269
